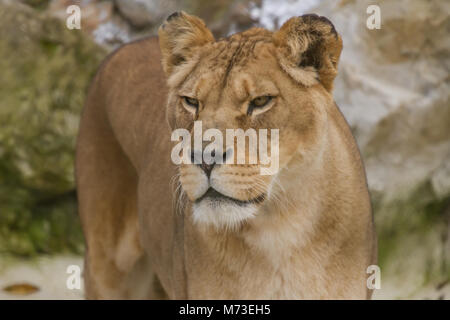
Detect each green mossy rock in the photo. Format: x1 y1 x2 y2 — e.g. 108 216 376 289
0 2 106 256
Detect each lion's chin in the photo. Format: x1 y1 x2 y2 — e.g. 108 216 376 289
192 198 258 230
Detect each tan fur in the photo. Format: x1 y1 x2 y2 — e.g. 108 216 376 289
76 12 377 300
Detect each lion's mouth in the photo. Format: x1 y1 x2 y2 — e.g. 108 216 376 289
196 188 266 206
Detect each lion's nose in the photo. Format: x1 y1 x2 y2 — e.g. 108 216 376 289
191 149 229 178
200 162 214 177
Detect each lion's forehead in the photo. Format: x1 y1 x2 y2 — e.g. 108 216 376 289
180 34 279 100
205 31 275 72
211 35 272 64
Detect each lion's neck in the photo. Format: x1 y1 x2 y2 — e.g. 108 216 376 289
244 151 328 261
184 160 330 298
189 146 329 270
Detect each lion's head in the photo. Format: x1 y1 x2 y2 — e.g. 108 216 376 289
159 12 342 229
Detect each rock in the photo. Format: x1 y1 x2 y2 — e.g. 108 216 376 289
115 0 179 28
432 161 450 201
92 17 132 48
39 1 257 49
188 0 257 37
326 0 450 203
114 0 257 40
0 0 106 255
46 0 133 48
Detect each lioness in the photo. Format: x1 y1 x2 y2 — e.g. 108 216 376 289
76 12 377 299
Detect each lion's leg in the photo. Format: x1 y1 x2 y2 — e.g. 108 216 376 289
83 247 167 299
76 102 162 299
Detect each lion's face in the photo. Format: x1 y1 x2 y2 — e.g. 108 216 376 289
159 12 342 229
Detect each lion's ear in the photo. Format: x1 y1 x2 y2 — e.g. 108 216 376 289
273 14 342 92
158 12 214 76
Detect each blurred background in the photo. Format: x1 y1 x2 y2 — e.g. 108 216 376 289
0 0 448 299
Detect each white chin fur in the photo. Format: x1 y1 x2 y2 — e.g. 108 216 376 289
192 199 257 230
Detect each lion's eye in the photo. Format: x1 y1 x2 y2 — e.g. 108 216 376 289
248 96 273 115
181 96 199 114
182 96 199 107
